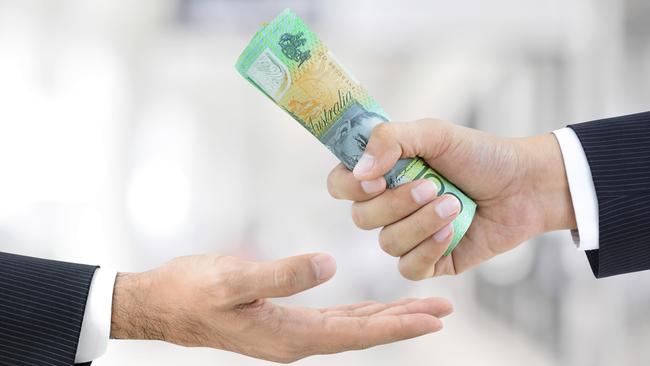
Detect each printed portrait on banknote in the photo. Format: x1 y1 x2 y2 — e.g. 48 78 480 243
320 102 387 170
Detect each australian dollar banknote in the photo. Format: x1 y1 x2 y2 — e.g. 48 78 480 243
235 9 476 255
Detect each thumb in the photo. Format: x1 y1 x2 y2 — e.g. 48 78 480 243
352 120 453 181
248 253 337 300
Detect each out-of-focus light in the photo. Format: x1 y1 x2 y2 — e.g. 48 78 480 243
126 162 190 238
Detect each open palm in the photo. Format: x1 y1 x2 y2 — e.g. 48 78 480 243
111 253 453 362
222 296 451 362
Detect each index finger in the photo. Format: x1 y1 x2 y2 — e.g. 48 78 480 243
322 313 443 352
313 297 450 353
327 163 386 202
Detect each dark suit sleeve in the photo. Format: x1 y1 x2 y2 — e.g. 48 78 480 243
568 111 650 278
0 251 98 366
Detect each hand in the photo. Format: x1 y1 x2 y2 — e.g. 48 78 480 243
110 253 452 363
327 119 576 280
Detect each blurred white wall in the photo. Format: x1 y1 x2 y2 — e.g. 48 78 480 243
1 0 649 365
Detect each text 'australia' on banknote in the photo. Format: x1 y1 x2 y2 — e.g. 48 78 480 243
235 9 476 255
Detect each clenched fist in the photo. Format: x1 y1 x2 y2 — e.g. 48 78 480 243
327 119 576 280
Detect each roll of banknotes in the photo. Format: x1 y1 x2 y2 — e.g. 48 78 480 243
235 9 476 255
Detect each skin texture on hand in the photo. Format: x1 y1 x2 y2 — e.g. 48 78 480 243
327 119 577 280
110 253 452 363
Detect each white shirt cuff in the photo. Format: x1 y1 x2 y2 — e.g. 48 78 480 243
552 127 599 250
75 267 117 363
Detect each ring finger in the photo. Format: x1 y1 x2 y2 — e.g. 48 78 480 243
378 194 460 257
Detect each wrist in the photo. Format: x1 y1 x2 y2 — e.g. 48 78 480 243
521 133 577 232
110 272 167 341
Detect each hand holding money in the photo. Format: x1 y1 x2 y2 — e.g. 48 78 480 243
328 119 578 279
236 9 476 255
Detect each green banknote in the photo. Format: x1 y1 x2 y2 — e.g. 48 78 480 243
235 9 476 255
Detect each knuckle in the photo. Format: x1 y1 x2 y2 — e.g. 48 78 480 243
398 260 425 281
210 282 239 308
409 200 446 240
326 169 342 199
378 228 399 257
274 263 301 291
371 122 393 141
350 204 371 230
418 245 439 265
386 191 401 215
419 118 454 149
210 256 242 291
411 211 434 238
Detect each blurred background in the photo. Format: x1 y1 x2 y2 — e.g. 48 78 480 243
1 0 649 365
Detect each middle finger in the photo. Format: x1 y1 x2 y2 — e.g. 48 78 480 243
378 194 461 257
350 179 440 230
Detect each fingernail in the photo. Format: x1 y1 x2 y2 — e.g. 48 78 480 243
310 254 337 281
360 177 385 194
353 153 374 177
434 223 453 242
435 195 461 218
410 180 438 204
